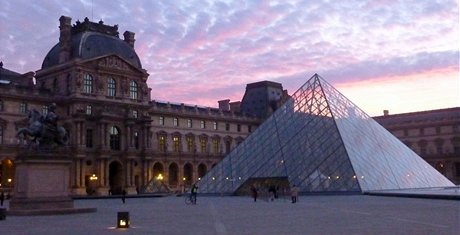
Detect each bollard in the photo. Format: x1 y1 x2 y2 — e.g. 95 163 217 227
117 211 130 228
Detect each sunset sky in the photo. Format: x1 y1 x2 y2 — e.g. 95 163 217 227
0 0 458 116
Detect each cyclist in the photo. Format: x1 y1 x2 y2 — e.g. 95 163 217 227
190 184 198 205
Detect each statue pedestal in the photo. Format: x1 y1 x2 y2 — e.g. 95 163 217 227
8 153 96 215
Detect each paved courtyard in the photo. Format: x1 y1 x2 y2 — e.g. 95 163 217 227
1 195 459 235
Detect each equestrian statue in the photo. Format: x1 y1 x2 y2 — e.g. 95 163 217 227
17 103 68 148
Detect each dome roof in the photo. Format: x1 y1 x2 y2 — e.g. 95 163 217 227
42 31 142 69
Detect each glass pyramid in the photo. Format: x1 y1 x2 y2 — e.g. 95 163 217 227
197 74 454 194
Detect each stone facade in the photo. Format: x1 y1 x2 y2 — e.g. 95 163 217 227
0 16 260 196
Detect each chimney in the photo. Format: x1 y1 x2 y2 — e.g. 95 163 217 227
58 16 72 63
123 31 135 48
383 110 389 116
218 99 230 111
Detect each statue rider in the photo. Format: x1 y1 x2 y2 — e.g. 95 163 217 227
43 103 58 136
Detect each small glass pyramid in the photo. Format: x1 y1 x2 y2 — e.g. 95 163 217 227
197 74 454 194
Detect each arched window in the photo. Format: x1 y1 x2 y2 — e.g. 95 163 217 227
186 135 195 153
173 136 181 152
158 134 166 152
212 138 220 154
108 77 116 96
130 81 138 99
83 74 93 94
110 126 121 150
134 131 139 149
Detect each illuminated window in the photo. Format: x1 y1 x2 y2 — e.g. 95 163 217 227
213 122 218 130
186 136 194 153
110 126 120 150
200 138 207 153
213 138 220 154
42 105 49 115
187 119 192 128
200 120 206 129
134 131 139 149
83 74 93 94
132 110 138 118
159 116 164 125
173 117 179 126
130 81 138 99
158 135 166 152
108 77 116 96
173 136 180 152
86 105 92 115
20 102 28 113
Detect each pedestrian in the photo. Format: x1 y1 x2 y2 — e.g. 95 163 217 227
121 189 127 204
291 184 299 203
268 185 276 201
0 192 4 206
191 184 198 204
250 184 258 202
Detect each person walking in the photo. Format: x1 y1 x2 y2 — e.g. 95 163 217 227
0 192 4 206
121 189 127 204
190 184 198 205
250 185 258 202
291 184 299 203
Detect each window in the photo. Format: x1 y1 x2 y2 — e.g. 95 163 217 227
159 116 164 125
83 74 93 94
248 125 252 133
0 100 3 111
86 105 92 115
134 131 139 149
403 129 408 137
42 105 49 115
213 122 218 130
187 119 192 128
132 110 138 118
435 139 444 154
108 77 116 96
158 135 166 152
130 81 138 99
225 123 230 131
237 124 241 132
186 136 194 153
20 102 27 113
173 136 180 152
0 126 3 144
200 138 207 153
173 117 179 127
225 140 231 154
200 120 206 129
86 129 93 148
109 126 120 150
212 138 220 154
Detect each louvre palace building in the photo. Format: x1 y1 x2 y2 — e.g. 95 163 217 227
0 16 458 196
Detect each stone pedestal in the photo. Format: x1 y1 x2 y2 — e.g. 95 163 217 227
8 152 96 215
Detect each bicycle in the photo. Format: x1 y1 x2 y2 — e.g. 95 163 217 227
184 193 196 205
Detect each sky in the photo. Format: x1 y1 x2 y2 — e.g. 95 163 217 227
0 0 458 116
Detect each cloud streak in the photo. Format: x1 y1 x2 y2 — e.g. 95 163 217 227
0 0 458 115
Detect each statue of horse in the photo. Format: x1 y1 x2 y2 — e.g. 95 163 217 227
17 109 68 147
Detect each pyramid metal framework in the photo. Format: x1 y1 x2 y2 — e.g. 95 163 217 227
197 74 454 194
